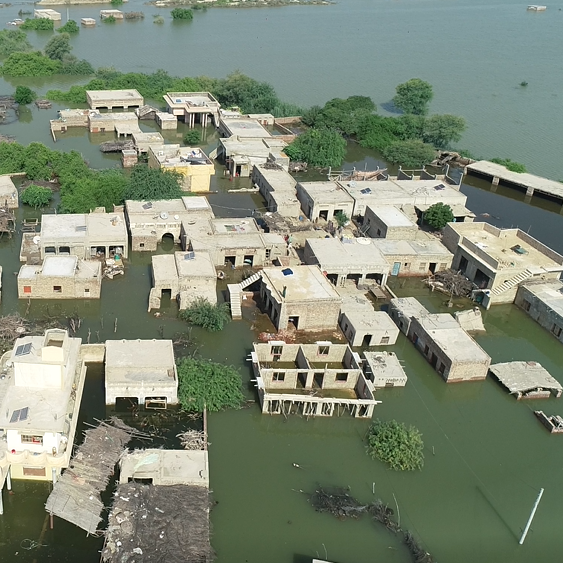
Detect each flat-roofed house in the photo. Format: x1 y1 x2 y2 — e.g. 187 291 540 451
0 175 19 209
363 205 418 239
163 92 221 128
18 256 102 300
362 351 407 388
442 222 563 307
147 144 215 192
339 309 399 347
218 136 289 177
259 265 342 331
86 89 142 110
105 339 178 407
34 9 61 20
252 164 301 217
0 329 86 481
296 181 355 222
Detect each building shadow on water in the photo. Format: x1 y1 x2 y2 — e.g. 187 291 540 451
476 485 520 542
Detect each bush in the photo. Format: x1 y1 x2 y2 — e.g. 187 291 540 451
180 298 230 332
393 78 433 116
177 357 244 413
183 129 201 145
111 0 123 5
1 51 62 76
334 211 349 228
382 140 436 168
491 157 527 173
20 18 54 31
423 202 454 230
58 20 79 33
0 29 32 56
153 15 165 24
123 165 183 201
14 86 36 105
285 128 346 168
21 184 52 208
171 8 194 19
366 419 424 471
103 15 117 23
422 114 466 148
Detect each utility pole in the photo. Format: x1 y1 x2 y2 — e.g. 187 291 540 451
519 488 544 545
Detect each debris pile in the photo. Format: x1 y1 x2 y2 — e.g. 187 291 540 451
425 268 476 298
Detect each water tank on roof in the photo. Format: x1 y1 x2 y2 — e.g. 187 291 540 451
160 212 168 220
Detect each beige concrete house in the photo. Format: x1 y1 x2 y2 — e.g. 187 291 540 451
251 342 379 417
252 164 301 217
218 136 289 177
0 329 86 481
88 111 140 135
296 181 355 222
218 117 271 139
362 351 407 388
148 250 217 311
163 92 221 128
0 175 19 209
363 205 418 239
86 89 141 110
34 9 61 20
389 297 429 335
147 144 215 192
105 339 178 408
259 265 342 331
515 280 563 344
339 309 399 347
155 112 177 130
304 237 390 287
18 256 102 300
442 222 563 307
132 131 164 154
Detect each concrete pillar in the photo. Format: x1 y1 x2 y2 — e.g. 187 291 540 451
52 468 57 485
381 273 388 287
490 183 498 192
6 468 11 492
492 176 499 186
305 372 314 389
526 186 534 197
338 274 346 287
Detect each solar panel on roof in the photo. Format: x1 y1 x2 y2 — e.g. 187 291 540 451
360 188 372 195
19 407 29 421
142 202 153 210
76 225 87 232
22 343 31 355
184 251 195 260
282 268 293 276
9 409 20 423
434 184 446 190
15 345 24 356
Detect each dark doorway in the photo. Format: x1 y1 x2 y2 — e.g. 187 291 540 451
430 353 438 368
297 373 307 389
429 262 437 274
459 255 469 273
362 334 372 347
128 477 153 484
161 233 175 252
288 316 299 329
313 373 324 389
115 397 139 413
319 210 329 221
225 255 236 267
243 255 254 266
474 268 491 289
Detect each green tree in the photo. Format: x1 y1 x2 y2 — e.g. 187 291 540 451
213 71 279 114
305 96 376 136
21 185 52 208
123 165 183 201
366 419 424 471
183 129 201 145
102 15 117 23
284 128 346 167
422 114 466 148
1 51 62 76
20 18 54 31
60 55 95 75
382 139 436 168
44 33 72 61
14 85 36 105
334 211 349 228
423 202 454 230
57 20 79 34
177 357 244 413
171 7 194 19
491 157 527 173
393 78 433 116
0 29 32 56
179 298 230 332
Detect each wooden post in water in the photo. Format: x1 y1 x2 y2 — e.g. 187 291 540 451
519 488 544 545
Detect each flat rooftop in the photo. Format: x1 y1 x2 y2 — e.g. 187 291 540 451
390 296 430 319
416 313 491 364
42 255 77 277
89 112 138 122
221 136 287 158
371 238 453 258
255 165 296 192
87 89 142 102
211 217 260 235
42 214 87 242
105 339 176 384
262 265 342 302
489 361 563 394
367 205 416 227
175 250 216 278
298 181 355 205
119 449 209 486
164 91 219 108
521 280 563 317
467 160 563 199
150 144 211 166
343 309 397 332
152 254 177 283
221 118 271 138
125 196 213 216
306 237 388 271
363 351 406 380
132 132 164 144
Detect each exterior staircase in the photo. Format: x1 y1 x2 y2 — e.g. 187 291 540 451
490 269 534 296
228 272 263 319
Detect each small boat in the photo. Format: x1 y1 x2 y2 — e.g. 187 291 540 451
527 5 547 11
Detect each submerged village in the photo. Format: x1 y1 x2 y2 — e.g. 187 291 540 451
1 80 563 563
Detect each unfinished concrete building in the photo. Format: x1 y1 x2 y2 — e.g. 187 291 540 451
442 222 563 308
408 313 491 382
259 265 342 331
304 237 390 287
0 329 86 481
339 309 399 347
148 250 217 311
218 136 289 177
0 175 19 209
515 280 563 344
489 361 563 400
296 181 355 222
132 131 164 154
362 351 407 388
155 112 177 129
362 205 418 239
163 92 221 128
18 256 102 300
86 89 142 110
105 339 178 408
252 163 301 217
148 144 215 192
371 236 453 277
251 342 379 417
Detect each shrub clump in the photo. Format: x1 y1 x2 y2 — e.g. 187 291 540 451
14 85 36 105
366 419 424 471
179 298 230 332
491 157 527 174
20 18 54 31
171 8 194 19
183 129 201 145
58 20 79 33
423 202 454 230
21 184 53 208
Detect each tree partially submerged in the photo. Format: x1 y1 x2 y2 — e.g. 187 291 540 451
393 78 433 115
0 29 32 57
285 128 346 168
21 185 52 208
123 165 183 201
422 114 466 148
382 139 436 168
423 202 454 230
366 419 424 471
14 85 36 105
179 298 230 332
177 357 244 413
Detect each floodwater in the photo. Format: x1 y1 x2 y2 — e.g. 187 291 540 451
1 1 563 562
